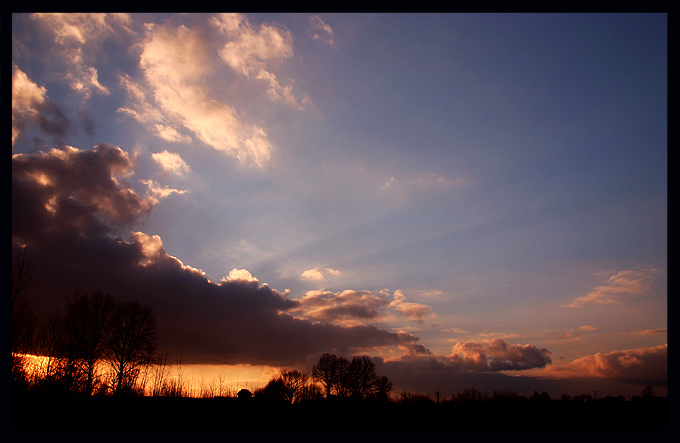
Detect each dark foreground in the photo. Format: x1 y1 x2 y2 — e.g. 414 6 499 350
12 392 668 430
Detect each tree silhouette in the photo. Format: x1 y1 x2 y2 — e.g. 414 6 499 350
346 355 379 399
312 353 338 397
106 300 158 395
279 369 309 403
11 241 37 385
375 375 393 403
641 385 656 399
63 290 115 395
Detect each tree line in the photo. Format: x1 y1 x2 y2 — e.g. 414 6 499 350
253 353 394 404
12 242 159 396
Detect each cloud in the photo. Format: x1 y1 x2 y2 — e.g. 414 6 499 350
141 179 188 202
12 145 423 367
223 268 259 283
291 289 435 327
12 144 154 234
292 289 390 326
447 339 552 372
118 20 275 167
12 65 71 145
116 73 193 144
389 289 435 323
542 344 667 386
30 13 130 100
560 267 662 308
151 150 191 175
212 13 306 110
370 338 553 395
300 267 341 281
379 172 467 206
308 15 335 46
540 325 597 343
631 328 667 336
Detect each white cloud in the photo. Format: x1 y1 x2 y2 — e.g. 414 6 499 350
123 21 273 168
151 150 191 175
223 268 259 283
300 267 341 281
141 179 187 202
212 13 305 110
12 65 47 144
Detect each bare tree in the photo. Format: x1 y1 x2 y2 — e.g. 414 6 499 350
63 290 115 395
11 241 37 382
105 300 158 395
279 369 309 403
312 353 337 397
375 375 393 403
346 355 379 399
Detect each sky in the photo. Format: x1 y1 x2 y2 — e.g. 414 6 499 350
11 12 667 397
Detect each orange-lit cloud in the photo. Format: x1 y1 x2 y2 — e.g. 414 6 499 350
631 328 667 336
118 21 274 167
12 144 155 228
559 267 662 308
11 145 424 367
212 13 307 110
151 150 191 176
300 267 341 281
223 268 259 283
11 65 71 145
447 338 552 372
540 325 597 343
542 344 667 385
12 65 47 144
291 288 434 326
30 13 127 99
389 290 435 323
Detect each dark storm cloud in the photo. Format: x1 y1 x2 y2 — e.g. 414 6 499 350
372 355 559 396
11 145 423 367
365 338 553 395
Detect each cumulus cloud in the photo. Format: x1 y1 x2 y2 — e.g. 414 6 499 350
560 267 662 308
223 268 259 283
151 150 191 175
370 338 553 395
292 289 390 326
291 289 435 327
12 145 423 366
543 344 667 386
12 65 71 145
447 339 552 372
300 267 341 281
12 144 154 233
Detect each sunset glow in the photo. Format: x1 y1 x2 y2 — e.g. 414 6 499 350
12 12 666 402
